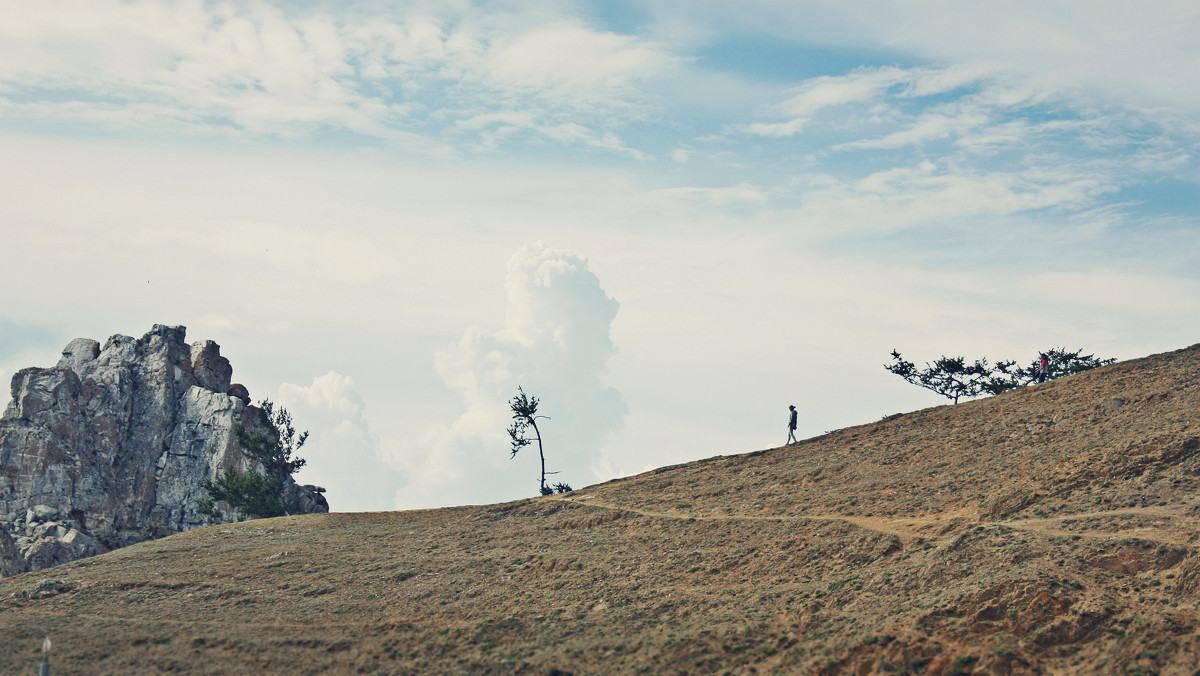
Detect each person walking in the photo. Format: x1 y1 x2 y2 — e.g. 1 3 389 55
787 405 798 444
1036 352 1049 383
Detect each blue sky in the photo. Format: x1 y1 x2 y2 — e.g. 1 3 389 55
1 1 1198 511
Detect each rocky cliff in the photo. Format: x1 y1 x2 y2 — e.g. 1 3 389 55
0 325 328 576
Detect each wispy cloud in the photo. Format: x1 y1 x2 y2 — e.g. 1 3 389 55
485 21 672 102
0 3 390 136
781 159 1119 237
743 66 910 137
660 1 1200 122
834 108 991 151
650 183 769 206
455 110 652 158
0 2 675 153
726 57 1193 244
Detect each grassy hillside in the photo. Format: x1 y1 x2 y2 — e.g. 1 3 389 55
2 344 1199 675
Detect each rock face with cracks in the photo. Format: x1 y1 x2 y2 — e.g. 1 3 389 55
0 325 327 576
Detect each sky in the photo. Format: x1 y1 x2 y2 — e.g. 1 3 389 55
2 1 1198 512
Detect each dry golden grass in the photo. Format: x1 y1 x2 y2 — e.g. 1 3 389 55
2 344 1199 674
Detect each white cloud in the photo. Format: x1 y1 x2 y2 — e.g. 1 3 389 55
393 243 625 507
875 3 1200 122
900 63 996 98
0 2 394 137
139 219 394 286
1025 270 1200 320
672 1 1200 125
348 15 447 79
650 183 769 206
0 2 676 154
777 158 1120 239
278 371 402 512
455 111 651 158
743 66 909 137
487 21 672 99
835 108 991 151
742 65 1043 153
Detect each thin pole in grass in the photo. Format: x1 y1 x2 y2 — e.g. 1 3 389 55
39 637 50 676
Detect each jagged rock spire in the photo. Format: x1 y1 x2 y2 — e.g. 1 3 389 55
0 325 328 576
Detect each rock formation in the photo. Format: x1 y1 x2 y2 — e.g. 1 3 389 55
0 325 328 576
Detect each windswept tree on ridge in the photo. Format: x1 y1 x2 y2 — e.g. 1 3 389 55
884 352 1007 404
507 387 572 496
1008 347 1116 382
886 347 1115 404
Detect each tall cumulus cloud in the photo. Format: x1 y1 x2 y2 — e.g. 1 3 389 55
277 371 401 512
394 242 625 508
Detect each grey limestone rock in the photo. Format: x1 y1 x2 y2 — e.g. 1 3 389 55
58 338 100 374
0 325 329 577
26 504 59 522
0 528 25 577
22 527 102 570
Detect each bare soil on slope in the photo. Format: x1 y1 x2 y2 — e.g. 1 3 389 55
2 344 1200 675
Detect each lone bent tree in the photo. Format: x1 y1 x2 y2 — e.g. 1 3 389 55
507 387 571 496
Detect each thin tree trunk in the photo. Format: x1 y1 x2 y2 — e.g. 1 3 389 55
530 418 545 492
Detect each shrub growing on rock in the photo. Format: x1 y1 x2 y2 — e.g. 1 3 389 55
200 472 286 519
201 399 308 520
